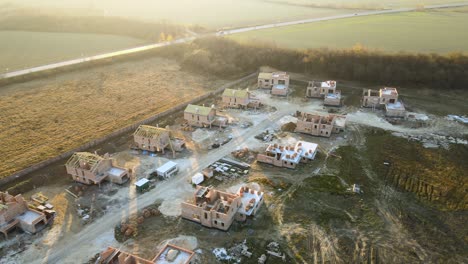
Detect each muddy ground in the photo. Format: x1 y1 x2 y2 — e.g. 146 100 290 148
1 75 467 264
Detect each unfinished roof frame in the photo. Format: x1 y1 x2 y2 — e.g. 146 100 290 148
65 152 103 173
134 125 169 138
65 152 129 185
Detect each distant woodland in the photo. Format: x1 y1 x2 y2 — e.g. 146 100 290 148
159 37 468 90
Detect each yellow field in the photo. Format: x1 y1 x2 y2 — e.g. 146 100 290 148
0 57 226 178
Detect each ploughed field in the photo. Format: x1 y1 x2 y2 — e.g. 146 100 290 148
0 57 226 179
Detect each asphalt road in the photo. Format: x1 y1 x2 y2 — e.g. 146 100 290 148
1 2 467 81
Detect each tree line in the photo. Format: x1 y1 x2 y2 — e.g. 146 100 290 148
156 37 468 90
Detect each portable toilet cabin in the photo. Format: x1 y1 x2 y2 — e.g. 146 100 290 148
135 178 150 193
156 161 178 178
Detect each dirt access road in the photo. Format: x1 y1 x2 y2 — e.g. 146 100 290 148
2 2 468 80
7 88 468 263
14 109 289 264
14 88 468 264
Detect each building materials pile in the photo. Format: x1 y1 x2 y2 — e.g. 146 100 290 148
213 239 252 263
265 241 286 262
447 115 468 124
231 148 256 163
115 205 161 241
210 135 232 149
205 158 250 182
255 130 276 142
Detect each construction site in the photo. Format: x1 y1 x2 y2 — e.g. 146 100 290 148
0 67 467 264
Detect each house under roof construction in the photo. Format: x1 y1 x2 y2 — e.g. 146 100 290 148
65 152 129 185
257 141 318 169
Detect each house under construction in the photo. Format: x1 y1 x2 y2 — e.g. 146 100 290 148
0 192 51 239
221 89 261 109
236 186 264 221
96 244 195 264
362 87 406 117
306 80 337 98
306 80 342 106
257 141 318 169
96 247 153 264
153 244 196 264
258 72 290 89
184 104 227 128
294 111 346 138
181 185 263 231
65 152 129 185
324 91 342 106
133 125 185 156
134 125 170 153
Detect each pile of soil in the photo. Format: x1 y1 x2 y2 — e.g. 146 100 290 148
281 122 297 132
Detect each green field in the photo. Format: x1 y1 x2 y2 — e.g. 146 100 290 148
265 0 464 9
229 10 468 53
0 31 147 71
2 0 356 29
1 1 466 71
0 0 359 72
